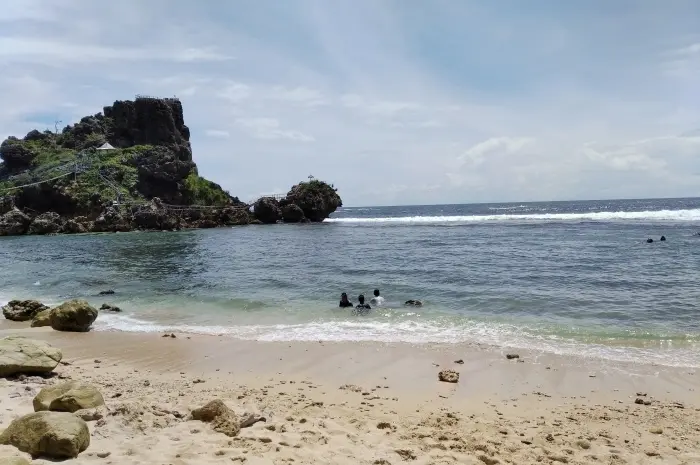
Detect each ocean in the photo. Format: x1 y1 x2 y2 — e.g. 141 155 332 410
1 197 700 368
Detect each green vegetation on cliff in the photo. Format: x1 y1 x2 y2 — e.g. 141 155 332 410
0 97 235 217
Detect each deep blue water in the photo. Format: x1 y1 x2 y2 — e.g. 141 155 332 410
1 197 700 367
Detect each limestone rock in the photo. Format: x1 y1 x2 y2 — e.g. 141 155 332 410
49 300 98 332
281 203 306 223
33 381 105 413
0 137 36 169
438 370 459 383
2 300 49 322
61 219 88 234
0 336 62 376
0 209 31 236
284 180 342 222
253 197 281 224
0 411 90 459
27 212 63 235
91 207 130 233
30 309 52 327
191 400 240 437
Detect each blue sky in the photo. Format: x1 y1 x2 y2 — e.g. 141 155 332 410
1 1 699 206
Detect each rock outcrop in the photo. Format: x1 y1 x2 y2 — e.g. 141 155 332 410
0 336 62 376
284 180 342 222
49 300 98 332
281 203 306 223
0 209 31 236
33 381 105 413
253 197 282 224
0 96 342 235
2 300 49 322
27 212 63 235
0 411 90 459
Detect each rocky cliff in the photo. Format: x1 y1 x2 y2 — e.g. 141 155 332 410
0 97 342 236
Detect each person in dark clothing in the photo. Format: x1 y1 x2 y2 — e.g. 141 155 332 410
355 294 371 311
339 293 354 308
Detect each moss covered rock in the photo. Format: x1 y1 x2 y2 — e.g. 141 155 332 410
49 300 98 332
0 337 62 376
0 411 90 459
33 381 105 413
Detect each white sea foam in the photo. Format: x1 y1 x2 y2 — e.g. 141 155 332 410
95 313 700 368
326 208 700 224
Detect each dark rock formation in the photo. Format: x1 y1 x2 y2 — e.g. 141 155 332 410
0 208 31 236
0 96 341 235
281 203 305 223
285 180 342 222
2 300 49 322
92 207 130 233
132 198 180 230
253 198 282 224
28 212 63 235
0 137 37 170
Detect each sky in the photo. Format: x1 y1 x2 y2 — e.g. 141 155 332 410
0 1 699 206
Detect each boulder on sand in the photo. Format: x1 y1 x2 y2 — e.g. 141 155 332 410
191 399 241 437
0 411 90 459
2 300 49 322
33 380 105 413
49 299 98 332
30 309 52 327
0 336 62 377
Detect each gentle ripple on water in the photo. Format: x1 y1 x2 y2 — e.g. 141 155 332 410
1 198 700 367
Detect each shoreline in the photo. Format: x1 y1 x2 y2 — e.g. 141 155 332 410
1 327 700 463
2 326 698 405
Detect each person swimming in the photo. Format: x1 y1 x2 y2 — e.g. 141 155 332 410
355 294 371 312
339 292 353 308
370 289 385 306
404 299 423 307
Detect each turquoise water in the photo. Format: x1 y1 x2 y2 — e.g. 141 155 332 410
2 198 700 367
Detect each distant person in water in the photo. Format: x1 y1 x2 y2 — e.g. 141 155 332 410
660 235 666 242
355 294 371 312
404 299 423 307
339 293 353 308
370 289 385 306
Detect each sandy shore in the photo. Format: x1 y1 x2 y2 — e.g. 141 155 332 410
1 327 700 464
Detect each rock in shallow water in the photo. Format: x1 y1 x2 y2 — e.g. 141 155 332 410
0 411 90 459
0 336 62 377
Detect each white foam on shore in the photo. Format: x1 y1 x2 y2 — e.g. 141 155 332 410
326 208 700 224
95 313 700 368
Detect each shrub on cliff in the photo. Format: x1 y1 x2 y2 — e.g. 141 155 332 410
284 180 342 222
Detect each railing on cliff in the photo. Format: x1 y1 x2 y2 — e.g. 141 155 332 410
135 94 180 104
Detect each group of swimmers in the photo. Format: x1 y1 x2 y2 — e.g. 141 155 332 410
338 289 422 312
339 289 383 310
